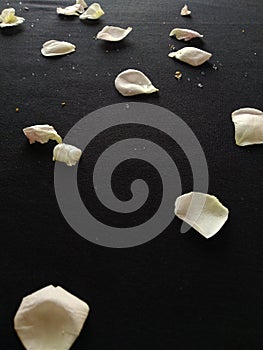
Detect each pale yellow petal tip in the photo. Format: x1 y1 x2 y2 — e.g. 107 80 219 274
232 107 263 146
14 285 89 350
175 192 229 239
80 3 105 20
0 8 25 28
115 69 159 96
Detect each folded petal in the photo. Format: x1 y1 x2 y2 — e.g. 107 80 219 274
96 25 132 41
80 3 104 20
175 192 229 239
168 47 212 66
169 28 203 41
115 69 159 96
231 108 263 146
41 40 76 56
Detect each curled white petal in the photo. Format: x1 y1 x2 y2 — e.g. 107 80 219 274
180 4 191 16
79 3 104 20
96 25 132 41
115 69 159 96
41 40 76 57
175 192 229 239
53 143 82 166
231 108 263 146
57 4 84 16
168 47 212 66
0 8 25 28
14 285 89 350
23 124 62 144
169 28 203 41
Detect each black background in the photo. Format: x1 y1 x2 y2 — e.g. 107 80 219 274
1 0 263 348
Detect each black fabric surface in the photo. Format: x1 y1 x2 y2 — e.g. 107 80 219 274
1 0 263 348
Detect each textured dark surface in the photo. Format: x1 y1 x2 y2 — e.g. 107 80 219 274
1 0 263 348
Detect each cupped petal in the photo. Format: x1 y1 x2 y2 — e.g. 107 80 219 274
169 28 203 41
115 69 159 96
23 124 62 144
168 47 212 66
174 192 229 239
14 285 90 350
0 8 25 28
53 143 82 166
231 108 263 146
96 25 132 41
41 40 76 56
80 3 104 20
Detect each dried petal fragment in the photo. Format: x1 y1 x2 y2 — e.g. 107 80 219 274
14 285 89 350
96 25 132 41
169 28 203 41
180 4 191 16
23 124 62 144
168 47 212 66
76 0 88 9
57 4 84 16
41 40 76 57
175 192 229 239
0 8 25 28
115 69 159 96
231 108 263 146
53 143 82 166
80 3 104 20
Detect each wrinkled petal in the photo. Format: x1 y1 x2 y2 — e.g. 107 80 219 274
175 192 229 239
57 4 84 16
231 107 263 146
115 69 159 96
169 28 203 41
79 3 104 20
96 25 132 41
0 8 25 27
180 4 191 16
168 47 212 66
23 124 62 144
41 40 76 57
14 285 89 350
53 143 82 166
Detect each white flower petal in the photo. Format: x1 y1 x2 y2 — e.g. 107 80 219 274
175 192 229 239
0 8 25 28
23 124 62 144
168 47 212 66
76 0 88 10
57 4 83 16
180 4 191 16
169 28 203 41
79 3 104 20
115 69 159 96
53 143 82 166
96 25 132 41
41 40 76 57
231 107 263 146
14 285 89 350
